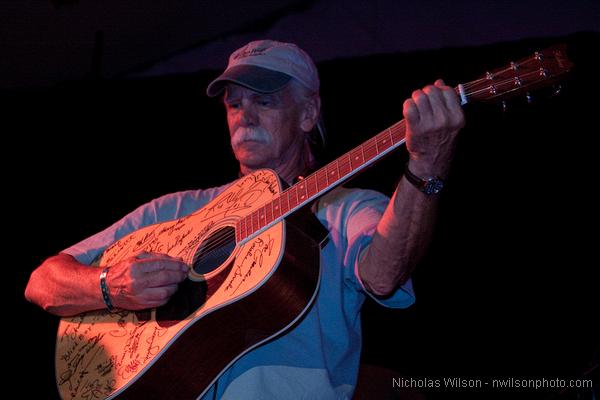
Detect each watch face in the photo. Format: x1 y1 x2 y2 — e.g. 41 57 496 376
423 178 444 195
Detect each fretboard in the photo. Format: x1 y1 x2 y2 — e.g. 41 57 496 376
235 118 409 243
234 44 573 244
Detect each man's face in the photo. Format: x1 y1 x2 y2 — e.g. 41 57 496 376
224 84 306 172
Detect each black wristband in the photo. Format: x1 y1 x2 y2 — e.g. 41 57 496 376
99 267 115 312
404 164 445 195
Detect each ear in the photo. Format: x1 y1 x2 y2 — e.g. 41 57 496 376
300 95 321 133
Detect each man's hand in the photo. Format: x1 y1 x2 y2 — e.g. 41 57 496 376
403 79 465 177
107 252 189 310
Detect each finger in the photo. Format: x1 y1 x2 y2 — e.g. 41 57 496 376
441 86 463 114
137 257 188 274
403 98 419 124
433 78 459 107
433 79 461 111
411 89 433 122
136 251 153 259
143 285 179 304
144 269 188 288
423 84 448 122
434 86 464 129
137 252 184 262
427 81 465 129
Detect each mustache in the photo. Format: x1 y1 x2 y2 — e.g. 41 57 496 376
231 126 271 148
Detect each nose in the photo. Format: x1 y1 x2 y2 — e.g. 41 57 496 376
239 100 258 127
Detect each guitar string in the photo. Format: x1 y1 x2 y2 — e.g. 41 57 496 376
460 69 547 91
459 59 558 92
459 69 560 100
192 230 236 264
276 120 406 201
192 63 562 263
192 148 383 260
460 54 553 89
193 122 409 260
463 69 555 89
459 67 536 89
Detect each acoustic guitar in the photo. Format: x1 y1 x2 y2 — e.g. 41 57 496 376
55 45 573 399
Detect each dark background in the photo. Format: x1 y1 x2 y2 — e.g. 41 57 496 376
6 30 599 399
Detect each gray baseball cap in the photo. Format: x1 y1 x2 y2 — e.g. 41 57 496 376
206 40 320 97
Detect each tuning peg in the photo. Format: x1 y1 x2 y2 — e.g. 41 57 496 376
552 84 563 97
526 92 533 103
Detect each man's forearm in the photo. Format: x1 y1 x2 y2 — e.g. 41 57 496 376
24 253 105 316
359 176 440 296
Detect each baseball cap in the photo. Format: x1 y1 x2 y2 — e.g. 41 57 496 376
206 40 320 97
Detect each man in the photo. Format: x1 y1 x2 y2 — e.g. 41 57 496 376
25 40 464 398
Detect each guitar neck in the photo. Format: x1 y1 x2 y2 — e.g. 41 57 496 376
235 118 408 243
235 44 573 244
234 82 486 244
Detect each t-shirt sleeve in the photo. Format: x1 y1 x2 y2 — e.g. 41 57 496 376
341 189 415 309
62 185 227 265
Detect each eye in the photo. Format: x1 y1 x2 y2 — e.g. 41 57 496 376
226 101 241 110
257 98 271 107
256 95 276 107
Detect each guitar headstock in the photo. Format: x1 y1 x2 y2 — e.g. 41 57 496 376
457 44 574 105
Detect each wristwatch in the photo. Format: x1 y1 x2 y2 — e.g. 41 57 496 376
404 165 445 195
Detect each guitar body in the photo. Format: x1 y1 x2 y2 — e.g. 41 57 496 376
55 169 327 399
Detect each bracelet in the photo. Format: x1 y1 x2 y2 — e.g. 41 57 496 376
99 267 115 312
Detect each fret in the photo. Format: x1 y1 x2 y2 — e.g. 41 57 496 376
266 200 273 224
350 147 364 170
386 128 395 146
288 186 299 209
305 174 317 197
376 131 392 152
245 214 252 235
245 214 252 236
316 169 328 192
239 218 245 240
338 153 352 176
243 216 248 238
251 211 259 233
296 180 308 203
273 195 282 218
327 161 339 184
371 136 379 152
364 137 378 160
258 206 266 229
280 191 290 214
390 123 405 143
388 125 399 144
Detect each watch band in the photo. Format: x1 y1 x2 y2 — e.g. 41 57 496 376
404 165 445 195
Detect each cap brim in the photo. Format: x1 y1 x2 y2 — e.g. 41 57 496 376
206 65 292 97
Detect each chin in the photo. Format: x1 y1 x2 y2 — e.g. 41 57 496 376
236 154 270 170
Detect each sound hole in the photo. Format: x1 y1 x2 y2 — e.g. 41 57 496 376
193 226 236 275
